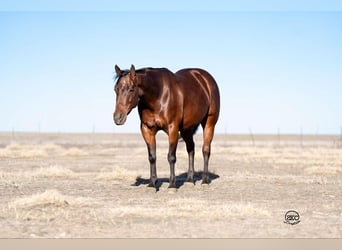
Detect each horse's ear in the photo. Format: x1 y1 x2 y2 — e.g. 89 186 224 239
130 64 136 78
115 65 121 76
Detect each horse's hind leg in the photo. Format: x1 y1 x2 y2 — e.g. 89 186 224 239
201 116 216 184
181 129 195 184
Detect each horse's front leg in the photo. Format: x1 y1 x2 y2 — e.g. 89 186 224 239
141 124 157 188
168 125 179 188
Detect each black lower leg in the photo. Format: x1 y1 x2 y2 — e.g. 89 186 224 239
168 151 177 188
182 131 195 183
202 146 211 184
147 148 157 188
186 150 195 183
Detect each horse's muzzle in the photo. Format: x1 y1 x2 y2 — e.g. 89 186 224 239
113 112 127 125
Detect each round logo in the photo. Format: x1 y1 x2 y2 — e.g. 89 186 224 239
284 210 300 225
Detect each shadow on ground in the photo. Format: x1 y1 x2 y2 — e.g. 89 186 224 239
132 171 220 191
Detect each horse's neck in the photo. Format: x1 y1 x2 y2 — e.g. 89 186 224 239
137 70 164 105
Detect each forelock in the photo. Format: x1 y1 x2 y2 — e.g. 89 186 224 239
114 70 132 87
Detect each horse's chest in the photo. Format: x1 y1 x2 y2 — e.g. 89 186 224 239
141 110 166 129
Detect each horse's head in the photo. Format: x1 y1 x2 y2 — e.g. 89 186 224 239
113 64 139 125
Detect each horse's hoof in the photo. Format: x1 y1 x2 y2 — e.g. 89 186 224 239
147 179 157 188
168 180 177 189
185 176 195 184
201 176 211 185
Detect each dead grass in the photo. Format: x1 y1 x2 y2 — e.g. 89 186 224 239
1 133 342 238
166 198 271 217
304 166 342 175
63 147 88 156
95 166 140 181
0 143 87 158
7 190 95 223
107 198 270 220
220 146 342 168
0 144 48 158
9 189 72 209
0 165 76 182
230 171 329 185
41 144 64 152
33 165 75 178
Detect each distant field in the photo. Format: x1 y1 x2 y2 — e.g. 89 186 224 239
0 132 342 238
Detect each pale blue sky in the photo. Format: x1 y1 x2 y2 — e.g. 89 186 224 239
1 2 342 134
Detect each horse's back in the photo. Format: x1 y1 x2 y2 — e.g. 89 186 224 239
176 68 218 93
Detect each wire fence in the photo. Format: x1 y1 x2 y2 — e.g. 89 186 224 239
6 125 342 149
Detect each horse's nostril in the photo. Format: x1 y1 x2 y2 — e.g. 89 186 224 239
115 112 123 121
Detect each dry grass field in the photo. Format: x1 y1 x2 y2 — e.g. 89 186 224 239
0 132 342 238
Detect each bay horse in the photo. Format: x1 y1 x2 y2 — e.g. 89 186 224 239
113 64 220 189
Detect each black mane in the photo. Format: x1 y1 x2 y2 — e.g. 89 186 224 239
114 69 129 80
114 67 156 81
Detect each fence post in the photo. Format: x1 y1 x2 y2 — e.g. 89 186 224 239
12 127 15 143
92 124 96 145
248 127 255 147
38 122 41 144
